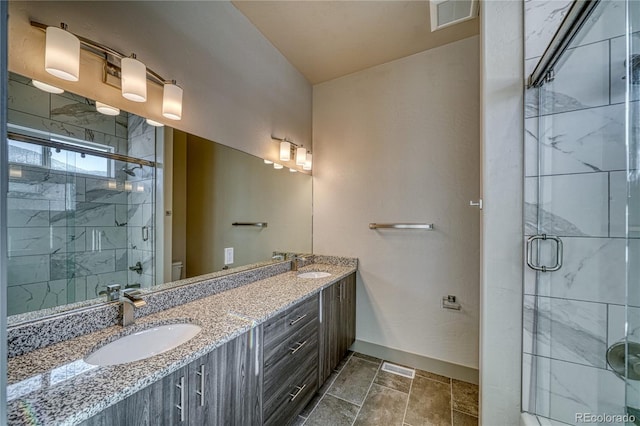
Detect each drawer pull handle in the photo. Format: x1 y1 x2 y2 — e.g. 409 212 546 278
289 384 307 402
289 314 308 326
289 340 308 355
195 364 205 406
176 376 185 422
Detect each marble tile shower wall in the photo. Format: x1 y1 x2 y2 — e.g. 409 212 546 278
523 1 634 423
5 74 156 315
125 115 156 289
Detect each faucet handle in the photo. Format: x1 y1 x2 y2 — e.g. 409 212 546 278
105 284 121 301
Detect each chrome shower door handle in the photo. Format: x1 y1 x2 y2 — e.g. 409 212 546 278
526 234 563 272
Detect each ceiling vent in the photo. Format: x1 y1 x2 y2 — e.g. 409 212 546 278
430 0 478 32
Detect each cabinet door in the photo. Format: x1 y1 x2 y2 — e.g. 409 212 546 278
163 365 190 425
80 374 164 426
188 327 262 426
339 273 356 357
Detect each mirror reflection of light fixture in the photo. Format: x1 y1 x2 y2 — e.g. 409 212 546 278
273 163 283 169
95 101 120 116
296 147 307 166
264 159 274 165
32 80 64 94
121 54 147 102
303 153 312 171
162 81 183 120
146 119 164 127
280 141 291 161
45 23 80 81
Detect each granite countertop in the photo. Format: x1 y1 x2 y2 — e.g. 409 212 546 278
7 262 356 426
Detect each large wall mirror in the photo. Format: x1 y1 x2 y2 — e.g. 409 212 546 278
5 71 312 322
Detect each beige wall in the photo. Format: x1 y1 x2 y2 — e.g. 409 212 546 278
313 36 480 369
7 1 311 161
174 132 312 276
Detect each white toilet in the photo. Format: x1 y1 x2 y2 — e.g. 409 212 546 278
171 261 184 281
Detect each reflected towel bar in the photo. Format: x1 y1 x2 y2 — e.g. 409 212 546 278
232 222 268 228
369 223 434 230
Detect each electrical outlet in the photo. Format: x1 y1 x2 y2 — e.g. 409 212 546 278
224 247 234 265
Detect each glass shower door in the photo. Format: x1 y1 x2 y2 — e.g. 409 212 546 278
523 0 631 423
626 0 640 421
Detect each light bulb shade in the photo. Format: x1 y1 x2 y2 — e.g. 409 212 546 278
279 141 291 161
162 83 183 120
289 168 297 173
121 56 147 102
303 153 313 170
264 159 274 165
146 118 164 127
32 80 64 94
95 101 120 116
296 147 307 166
273 163 283 169
45 26 80 81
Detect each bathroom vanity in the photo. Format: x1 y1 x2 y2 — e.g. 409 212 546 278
6 257 356 426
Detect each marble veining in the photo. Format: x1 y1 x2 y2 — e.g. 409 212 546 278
6 258 357 426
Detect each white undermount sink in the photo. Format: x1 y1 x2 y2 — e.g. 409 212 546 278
297 271 332 279
85 323 201 366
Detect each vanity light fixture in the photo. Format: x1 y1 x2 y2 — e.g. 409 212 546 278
32 80 64 94
280 141 291 161
32 21 184 121
95 101 120 116
264 159 274 165
45 23 80 81
273 163 284 169
303 152 313 171
162 81 183 120
289 168 297 173
121 54 147 102
270 135 311 170
146 119 164 127
296 146 307 166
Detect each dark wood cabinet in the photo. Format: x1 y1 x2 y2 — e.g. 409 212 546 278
262 296 319 426
81 327 261 426
81 274 356 426
319 272 356 387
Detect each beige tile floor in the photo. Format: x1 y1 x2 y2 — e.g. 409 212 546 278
294 352 479 426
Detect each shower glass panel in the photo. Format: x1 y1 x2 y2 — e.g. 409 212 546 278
627 0 640 420
5 73 157 316
524 0 634 423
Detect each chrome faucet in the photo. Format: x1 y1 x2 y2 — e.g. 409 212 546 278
121 289 147 326
292 254 311 271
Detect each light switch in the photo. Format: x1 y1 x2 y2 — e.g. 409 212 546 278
224 247 234 265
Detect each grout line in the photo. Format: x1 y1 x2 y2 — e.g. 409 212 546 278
452 409 479 419
401 371 415 425
372 381 410 396
450 378 454 426
324 391 362 407
306 354 353 421
349 359 382 426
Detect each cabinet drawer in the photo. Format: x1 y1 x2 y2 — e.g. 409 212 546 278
264 354 318 426
264 321 318 390
263 296 318 351
264 317 317 371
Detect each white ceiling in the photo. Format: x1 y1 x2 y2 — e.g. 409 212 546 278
232 1 479 84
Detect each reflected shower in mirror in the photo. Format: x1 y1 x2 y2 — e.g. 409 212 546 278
5 72 312 321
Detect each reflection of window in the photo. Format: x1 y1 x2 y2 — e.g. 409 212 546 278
7 139 44 166
7 135 114 178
